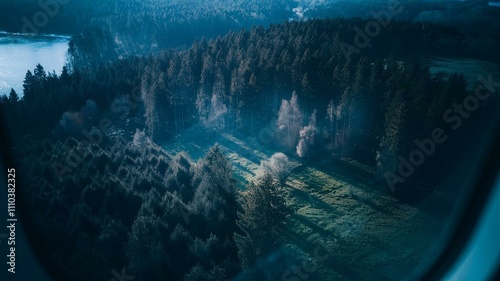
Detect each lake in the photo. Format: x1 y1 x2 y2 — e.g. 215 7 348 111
0 32 70 96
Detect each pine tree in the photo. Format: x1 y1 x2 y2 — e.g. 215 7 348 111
22 70 36 99
234 172 288 268
376 91 407 180
8 89 19 103
190 145 238 234
126 213 169 280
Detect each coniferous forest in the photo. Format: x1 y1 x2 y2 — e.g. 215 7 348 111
0 1 499 281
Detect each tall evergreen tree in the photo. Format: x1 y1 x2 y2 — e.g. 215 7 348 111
234 172 288 268
190 145 238 235
8 88 19 103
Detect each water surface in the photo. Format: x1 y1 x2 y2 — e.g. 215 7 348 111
0 32 70 96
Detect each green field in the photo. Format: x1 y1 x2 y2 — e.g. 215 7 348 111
162 131 449 280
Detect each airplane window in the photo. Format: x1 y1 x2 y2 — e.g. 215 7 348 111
0 1 499 280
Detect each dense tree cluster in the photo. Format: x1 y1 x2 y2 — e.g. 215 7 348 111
13 130 295 280
2 18 499 193
0 0 500 68
1 16 499 281
2 1 499 40
0 0 291 55
16 137 244 280
2 0 499 65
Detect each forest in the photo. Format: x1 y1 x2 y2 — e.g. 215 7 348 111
1 1 499 281
1 0 499 56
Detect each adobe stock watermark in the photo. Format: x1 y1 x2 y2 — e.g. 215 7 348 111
21 0 71 34
339 0 403 61
281 234 335 281
384 75 499 191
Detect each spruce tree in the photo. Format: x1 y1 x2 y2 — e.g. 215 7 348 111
234 172 288 268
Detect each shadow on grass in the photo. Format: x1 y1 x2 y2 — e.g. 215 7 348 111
219 133 268 165
290 214 333 237
228 157 256 176
349 192 395 216
286 184 339 214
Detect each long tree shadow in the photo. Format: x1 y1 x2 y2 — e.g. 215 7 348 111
285 184 340 214
218 133 270 165
290 164 399 215
311 164 398 207
309 160 387 193
349 192 396 216
290 214 333 237
228 157 256 176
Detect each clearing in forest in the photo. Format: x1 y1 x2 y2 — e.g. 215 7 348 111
162 131 446 281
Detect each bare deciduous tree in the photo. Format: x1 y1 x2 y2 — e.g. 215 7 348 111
276 91 303 150
296 109 317 158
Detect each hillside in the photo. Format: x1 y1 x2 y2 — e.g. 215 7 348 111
1 16 498 281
